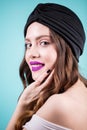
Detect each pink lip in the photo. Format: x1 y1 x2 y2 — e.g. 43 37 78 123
30 61 44 71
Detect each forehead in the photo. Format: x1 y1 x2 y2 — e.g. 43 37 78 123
26 22 50 39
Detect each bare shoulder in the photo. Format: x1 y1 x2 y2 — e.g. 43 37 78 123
37 93 71 114
37 94 66 114
36 92 87 130
36 94 71 126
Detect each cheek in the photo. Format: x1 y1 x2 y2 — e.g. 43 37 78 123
44 49 57 67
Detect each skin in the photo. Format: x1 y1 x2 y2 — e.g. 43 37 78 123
6 22 57 130
36 79 87 130
6 22 87 130
6 69 54 130
25 22 57 80
23 22 87 130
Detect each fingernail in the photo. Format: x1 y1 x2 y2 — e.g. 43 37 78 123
47 69 51 74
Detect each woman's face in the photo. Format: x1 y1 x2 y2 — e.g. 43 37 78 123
25 22 57 80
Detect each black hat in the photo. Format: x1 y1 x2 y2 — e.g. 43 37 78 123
24 3 86 61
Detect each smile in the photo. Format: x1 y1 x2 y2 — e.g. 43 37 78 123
30 61 44 71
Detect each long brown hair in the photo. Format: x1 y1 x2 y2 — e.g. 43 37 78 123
15 30 87 130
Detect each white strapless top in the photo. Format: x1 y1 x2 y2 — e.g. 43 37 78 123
23 114 71 130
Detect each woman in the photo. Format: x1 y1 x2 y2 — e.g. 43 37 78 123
6 3 87 130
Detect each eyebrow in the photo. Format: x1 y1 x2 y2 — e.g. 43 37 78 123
25 35 51 42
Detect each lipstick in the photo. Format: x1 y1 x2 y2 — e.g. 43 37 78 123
30 61 44 71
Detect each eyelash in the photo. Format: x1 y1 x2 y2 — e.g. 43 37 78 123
40 41 49 46
25 43 32 49
25 41 50 49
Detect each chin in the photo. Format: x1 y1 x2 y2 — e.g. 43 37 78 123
32 74 38 81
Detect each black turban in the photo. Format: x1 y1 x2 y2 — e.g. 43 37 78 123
24 3 86 61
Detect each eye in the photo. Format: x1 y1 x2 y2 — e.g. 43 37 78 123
25 43 32 49
40 41 49 46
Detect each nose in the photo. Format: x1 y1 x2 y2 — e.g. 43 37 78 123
28 45 40 59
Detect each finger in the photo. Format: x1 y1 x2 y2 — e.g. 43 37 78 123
27 69 51 90
39 69 55 91
35 69 51 86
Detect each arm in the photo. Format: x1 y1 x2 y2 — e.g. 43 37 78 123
6 69 54 130
6 103 25 130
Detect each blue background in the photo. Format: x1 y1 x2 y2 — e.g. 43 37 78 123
0 0 87 129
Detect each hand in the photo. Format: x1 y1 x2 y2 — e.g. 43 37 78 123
6 69 54 130
18 69 54 108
